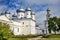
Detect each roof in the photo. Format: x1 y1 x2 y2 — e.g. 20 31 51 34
0 15 10 21
26 7 31 11
19 6 25 12
16 6 25 13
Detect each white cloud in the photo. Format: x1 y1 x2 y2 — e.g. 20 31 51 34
25 0 60 5
25 0 60 17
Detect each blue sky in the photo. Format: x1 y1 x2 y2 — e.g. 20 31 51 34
0 0 60 29
0 0 60 12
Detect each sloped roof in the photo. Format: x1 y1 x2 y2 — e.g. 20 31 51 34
0 15 10 21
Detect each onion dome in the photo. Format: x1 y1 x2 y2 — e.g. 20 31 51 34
20 8 25 12
20 6 25 12
12 13 17 17
26 7 31 11
17 6 25 13
47 8 50 11
12 14 17 17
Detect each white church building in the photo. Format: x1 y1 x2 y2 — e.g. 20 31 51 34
0 6 36 35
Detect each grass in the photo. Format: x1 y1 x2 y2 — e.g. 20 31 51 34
8 38 27 40
11 34 41 38
8 34 41 40
48 34 60 38
42 34 60 38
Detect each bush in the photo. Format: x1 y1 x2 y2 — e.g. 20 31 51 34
0 22 13 40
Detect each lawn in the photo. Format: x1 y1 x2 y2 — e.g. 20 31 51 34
42 34 60 38
8 38 27 40
48 34 60 38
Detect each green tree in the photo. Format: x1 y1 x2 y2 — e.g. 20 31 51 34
0 22 13 40
48 17 60 34
48 17 54 33
56 18 60 31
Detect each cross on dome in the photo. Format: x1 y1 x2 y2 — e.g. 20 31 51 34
26 4 31 11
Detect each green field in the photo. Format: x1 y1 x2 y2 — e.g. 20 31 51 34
43 34 60 38
48 34 60 38
8 38 27 40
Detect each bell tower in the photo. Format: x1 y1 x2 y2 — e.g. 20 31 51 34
17 6 25 19
26 6 31 18
45 8 51 34
46 8 50 20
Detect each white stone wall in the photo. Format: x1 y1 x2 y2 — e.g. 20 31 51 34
20 19 36 35
31 20 36 34
0 15 36 35
36 29 42 34
5 14 10 19
20 20 31 35
9 21 22 35
0 15 10 21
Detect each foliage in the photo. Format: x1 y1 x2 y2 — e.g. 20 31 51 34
48 17 60 34
0 22 13 40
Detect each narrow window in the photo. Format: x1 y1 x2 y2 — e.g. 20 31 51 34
23 22 24 24
18 28 19 32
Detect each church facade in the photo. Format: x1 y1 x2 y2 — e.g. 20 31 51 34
0 6 36 35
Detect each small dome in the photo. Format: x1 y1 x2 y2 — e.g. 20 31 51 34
12 13 17 17
5 11 10 14
12 15 17 17
26 7 31 11
19 6 25 12
47 8 50 11
20 8 25 12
